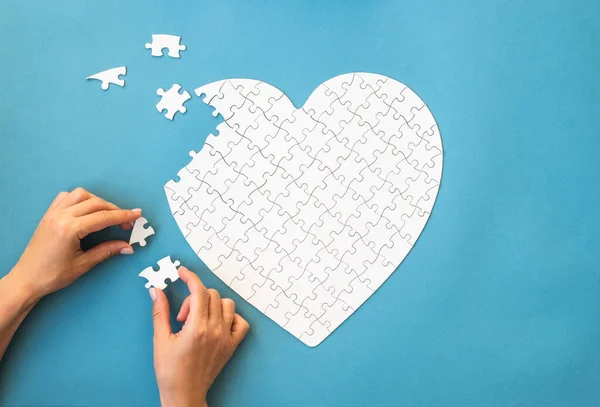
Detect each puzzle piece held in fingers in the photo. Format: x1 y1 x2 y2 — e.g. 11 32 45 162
129 217 155 247
139 256 181 289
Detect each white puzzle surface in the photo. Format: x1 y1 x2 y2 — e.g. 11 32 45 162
164 72 444 346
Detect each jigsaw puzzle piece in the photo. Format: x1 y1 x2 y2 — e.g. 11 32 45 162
202 153 245 195
278 142 316 181
248 279 284 313
284 305 318 345
286 269 323 306
320 298 355 332
337 277 374 310
357 247 401 292
313 134 353 175
145 34 186 58
229 262 268 299
265 256 304 292
299 319 332 347
344 201 380 238
398 207 429 245
286 231 320 271
129 217 155 247
321 260 358 298
231 224 270 264
385 157 422 195
305 248 344 283
342 238 379 277
172 201 203 238
156 84 191 120
353 90 394 128
316 98 357 136
270 217 309 256
253 240 286 276
294 196 327 235
301 284 337 319
86 66 126 90
260 130 295 168
403 170 440 207
255 93 296 128
337 72 376 114
211 248 253 284
298 121 335 160
241 112 281 151
139 256 181 289
165 166 207 203
407 137 444 172
265 291 302 327
236 149 278 188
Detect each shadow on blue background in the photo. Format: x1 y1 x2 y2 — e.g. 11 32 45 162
1 0 599 406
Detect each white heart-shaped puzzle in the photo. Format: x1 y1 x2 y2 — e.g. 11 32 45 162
165 73 443 346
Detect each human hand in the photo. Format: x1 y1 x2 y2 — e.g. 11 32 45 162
10 187 142 301
151 267 250 407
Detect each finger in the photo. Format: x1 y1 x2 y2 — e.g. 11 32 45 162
177 296 191 323
178 267 209 324
231 314 250 347
151 288 173 342
63 192 135 231
208 289 222 322
221 298 236 327
49 192 69 210
58 187 93 209
76 209 142 237
77 240 134 272
68 196 120 217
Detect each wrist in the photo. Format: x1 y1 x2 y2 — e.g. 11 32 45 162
5 266 43 308
160 392 207 407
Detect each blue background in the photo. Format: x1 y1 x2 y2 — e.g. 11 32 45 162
1 0 599 406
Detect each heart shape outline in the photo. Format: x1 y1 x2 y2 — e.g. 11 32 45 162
165 73 443 346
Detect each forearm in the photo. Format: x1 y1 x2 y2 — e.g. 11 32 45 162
0 270 39 361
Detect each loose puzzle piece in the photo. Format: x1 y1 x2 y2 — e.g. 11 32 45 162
86 66 126 90
156 84 191 120
145 34 187 58
129 217 155 247
139 256 181 289
166 72 444 347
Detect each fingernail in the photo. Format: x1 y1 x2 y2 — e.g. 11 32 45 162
149 288 157 301
132 208 142 214
120 247 134 255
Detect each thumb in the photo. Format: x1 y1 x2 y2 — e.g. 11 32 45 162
231 314 250 347
151 288 173 341
79 240 133 272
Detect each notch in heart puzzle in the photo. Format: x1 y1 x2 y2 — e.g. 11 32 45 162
165 73 443 346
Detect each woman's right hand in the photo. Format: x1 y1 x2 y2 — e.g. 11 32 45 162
151 267 250 407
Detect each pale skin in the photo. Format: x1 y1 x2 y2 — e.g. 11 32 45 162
0 188 249 407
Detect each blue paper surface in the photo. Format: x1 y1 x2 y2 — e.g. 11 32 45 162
1 0 599 406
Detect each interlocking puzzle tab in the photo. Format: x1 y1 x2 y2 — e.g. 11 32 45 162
139 256 181 290
145 34 187 58
129 217 155 247
166 72 444 346
86 66 127 90
156 84 191 120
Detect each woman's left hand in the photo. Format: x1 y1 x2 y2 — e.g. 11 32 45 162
10 187 142 300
